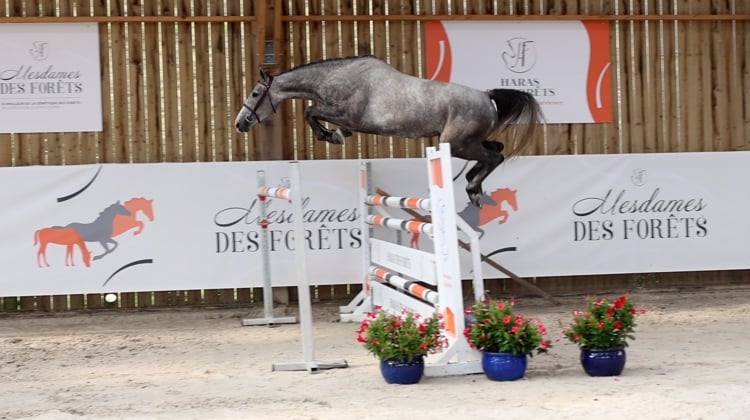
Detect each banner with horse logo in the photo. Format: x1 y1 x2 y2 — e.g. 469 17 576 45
365 151 750 281
0 161 363 296
424 20 612 123
2 151 750 297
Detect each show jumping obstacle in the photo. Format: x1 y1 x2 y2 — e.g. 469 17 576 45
242 163 347 373
341 143 486 376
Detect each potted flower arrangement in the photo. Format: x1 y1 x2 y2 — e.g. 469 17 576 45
563 293 646 376
356 306 446 384
464 297 551 381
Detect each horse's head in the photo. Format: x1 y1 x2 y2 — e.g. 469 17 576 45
81 247 92 267
476 188 518 226
235 68 276 132
125 197 155 221
490 188 518 211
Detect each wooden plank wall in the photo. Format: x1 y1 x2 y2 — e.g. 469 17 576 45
0 0 748 311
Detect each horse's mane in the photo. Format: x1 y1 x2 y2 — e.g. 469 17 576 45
279 55 381 75
101 201 124 215
124 196 148 205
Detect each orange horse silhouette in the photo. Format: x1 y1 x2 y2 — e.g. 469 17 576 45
34 227 92 268
458 187 518 238
410 187 519 249
112 197 155 237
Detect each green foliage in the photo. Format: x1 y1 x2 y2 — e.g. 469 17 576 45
563 294 646 349
356 307 446 362
464 297 550 356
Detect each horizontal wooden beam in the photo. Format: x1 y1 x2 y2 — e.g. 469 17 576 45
282 13 750 22
0 13 747 24
0 15 256 23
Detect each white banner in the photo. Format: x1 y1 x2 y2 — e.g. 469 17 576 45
1 151 748 296
0 23 102 133
1 161 362 296
424 20 612 123
370 152 747 280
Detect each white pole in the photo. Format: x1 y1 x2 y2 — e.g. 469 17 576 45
289 162 315 366
241 171 296 327
270 162 347 373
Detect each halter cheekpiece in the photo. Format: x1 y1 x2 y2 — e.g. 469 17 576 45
243 74 276 124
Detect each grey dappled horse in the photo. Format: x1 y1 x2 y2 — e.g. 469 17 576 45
235 56 541 207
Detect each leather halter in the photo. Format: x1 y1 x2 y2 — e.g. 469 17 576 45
242 75 276 124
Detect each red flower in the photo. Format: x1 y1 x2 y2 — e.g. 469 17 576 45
614 320 623 329
502 316 511 324
614 295 627 309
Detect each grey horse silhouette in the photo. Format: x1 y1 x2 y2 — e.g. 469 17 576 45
66 202 131 261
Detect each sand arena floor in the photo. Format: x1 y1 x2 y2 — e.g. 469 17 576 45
1 287 749 419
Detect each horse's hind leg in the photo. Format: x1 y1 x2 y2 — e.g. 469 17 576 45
459 141 505 208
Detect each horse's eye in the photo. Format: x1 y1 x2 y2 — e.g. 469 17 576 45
251 92 259 98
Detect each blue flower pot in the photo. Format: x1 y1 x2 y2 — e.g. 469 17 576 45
379 356 424 384
481 351 528 381
580 347 626 377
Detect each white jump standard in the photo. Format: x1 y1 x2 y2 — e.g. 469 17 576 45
343 143 485 376
241 170 296 327
242 163 347 373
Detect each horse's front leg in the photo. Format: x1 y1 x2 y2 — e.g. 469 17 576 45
303 106 341 144
303 106 352 145
37 244 50 267
93 240 117 261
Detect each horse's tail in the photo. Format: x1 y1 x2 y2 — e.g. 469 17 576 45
487 89 543 157
33 229 41 246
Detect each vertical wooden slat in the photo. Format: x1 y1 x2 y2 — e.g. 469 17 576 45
86 293 103 310
711 20 730 152
69 294 85 310
18 296 35 311
52 294 68 311
186 289 203 305
137 291 153 308
3 297 19 312
191 1 210 162
640 1 659 153
119 291 136 309
36 295 52 312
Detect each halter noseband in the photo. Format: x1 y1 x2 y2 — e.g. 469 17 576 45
243 75 276 124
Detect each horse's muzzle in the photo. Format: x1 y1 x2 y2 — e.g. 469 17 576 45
234 113 251 133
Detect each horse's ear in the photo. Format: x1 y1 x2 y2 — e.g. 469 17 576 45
259 68 272 83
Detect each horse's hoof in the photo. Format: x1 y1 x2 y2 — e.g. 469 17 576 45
331 129 346 145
